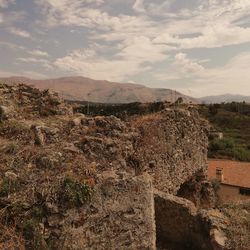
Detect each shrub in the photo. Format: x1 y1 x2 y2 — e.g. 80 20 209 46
22 219 46 249
209 138 234 152
61 177 93 207
0 177 19 197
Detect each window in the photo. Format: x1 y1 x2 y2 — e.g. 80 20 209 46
239 187 250 196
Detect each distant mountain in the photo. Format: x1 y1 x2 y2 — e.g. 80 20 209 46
0 76 197 104
199 94 250 104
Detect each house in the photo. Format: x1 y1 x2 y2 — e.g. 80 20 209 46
209 129 223 140
208 159 250 203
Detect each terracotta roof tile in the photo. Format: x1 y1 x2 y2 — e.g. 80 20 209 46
208 159 250 188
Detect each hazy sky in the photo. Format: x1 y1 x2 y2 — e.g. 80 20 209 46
0 0 250 97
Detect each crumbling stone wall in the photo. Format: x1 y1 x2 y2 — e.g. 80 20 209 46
0 83 72 119
155 191 227 250
131 108 209 194
60 174 156 250
177 169 216 209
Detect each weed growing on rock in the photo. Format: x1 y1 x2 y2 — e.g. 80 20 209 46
61 177 93 207
0 177 19 197
22 219 46 249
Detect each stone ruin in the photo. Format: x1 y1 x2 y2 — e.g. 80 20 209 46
58 104 226 249
0 83 228 249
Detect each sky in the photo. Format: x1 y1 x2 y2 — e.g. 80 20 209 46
0 0 250 97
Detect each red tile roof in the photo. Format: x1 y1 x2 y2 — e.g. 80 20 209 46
208 159 250 188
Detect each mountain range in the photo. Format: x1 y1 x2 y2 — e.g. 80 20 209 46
0 76 196 104
0 76 249 104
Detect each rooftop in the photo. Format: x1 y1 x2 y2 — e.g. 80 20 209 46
208 159 250 189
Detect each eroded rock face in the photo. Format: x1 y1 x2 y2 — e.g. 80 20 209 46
131 108 209 194
177 170 216 209
60 174 156 250
0 83 72 119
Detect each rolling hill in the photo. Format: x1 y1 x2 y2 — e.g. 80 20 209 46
0 76 196 104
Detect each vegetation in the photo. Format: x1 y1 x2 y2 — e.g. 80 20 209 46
73 101 166 119
61 177 93 207
199 102 250 161
0 177 19 197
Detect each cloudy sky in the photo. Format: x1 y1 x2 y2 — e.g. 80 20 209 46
0 0 250 97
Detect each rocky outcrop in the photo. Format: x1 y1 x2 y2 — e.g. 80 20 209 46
0 83 72 119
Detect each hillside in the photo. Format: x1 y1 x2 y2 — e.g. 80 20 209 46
199 94 250 104
0 76 196 104
199 103 250 162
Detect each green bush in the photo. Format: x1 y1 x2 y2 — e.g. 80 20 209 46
209 138 234 152
22 219 46 249
209 138 250 161
61 177 93 207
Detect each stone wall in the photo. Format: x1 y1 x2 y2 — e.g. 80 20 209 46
60 173 156 250
131 108 209 194
155 191 227 250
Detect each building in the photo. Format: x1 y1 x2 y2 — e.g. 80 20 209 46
209 129 224 140
208 159 250 203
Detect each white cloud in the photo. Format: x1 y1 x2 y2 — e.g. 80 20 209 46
0 41 25 50
154 23 250 49
1 0 250 96
133 0 145 13
117 36 167 62
8 27 30 38
157 52 250 97
29 49 49 57
38 0 123 29
195 52 250 95
16 57 52 69
38 0 250 49
156 53 205 82
54 37 168 81
174 53 204 74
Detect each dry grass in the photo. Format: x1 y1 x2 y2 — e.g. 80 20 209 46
0 223 25 250
131 113 160 129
